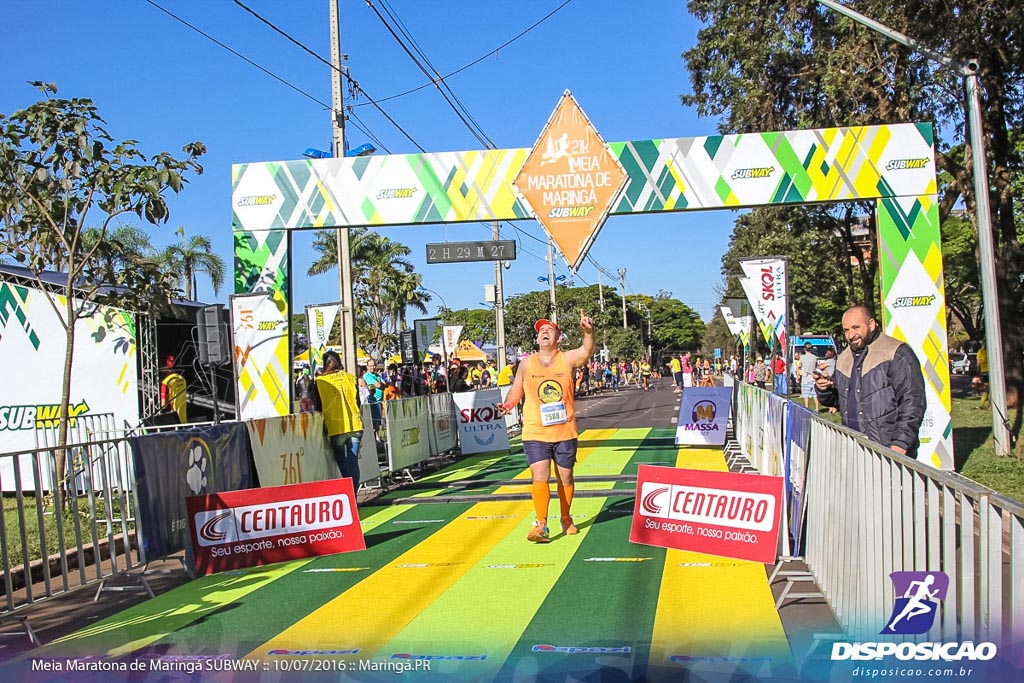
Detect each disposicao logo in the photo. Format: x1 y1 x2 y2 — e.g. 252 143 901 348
831 570 998 663
881 571 948 635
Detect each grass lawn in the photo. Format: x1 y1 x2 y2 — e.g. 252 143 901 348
950 394 1024 504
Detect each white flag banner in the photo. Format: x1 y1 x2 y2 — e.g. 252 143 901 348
305 302 342 373
739 257 787 351
720 306 742 336
231 292 290 420
414 318 439 358
442 325 463 357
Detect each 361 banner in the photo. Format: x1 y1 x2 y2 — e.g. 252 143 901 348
629 464 783 564
187 478 365 575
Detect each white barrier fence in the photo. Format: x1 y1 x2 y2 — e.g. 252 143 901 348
733 382 1024 653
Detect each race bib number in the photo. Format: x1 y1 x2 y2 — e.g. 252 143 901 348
540 402 567 426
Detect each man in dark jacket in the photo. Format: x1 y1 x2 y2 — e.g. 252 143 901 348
815 306 926 456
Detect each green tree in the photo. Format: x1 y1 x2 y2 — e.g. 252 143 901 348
160 226 225 300
719 206 851 337
605 326 644 362
0 82 204 507
437 308 496 347
683 0 1024 411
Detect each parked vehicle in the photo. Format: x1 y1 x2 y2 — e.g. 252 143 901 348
950 352 975 375
787 334 839 388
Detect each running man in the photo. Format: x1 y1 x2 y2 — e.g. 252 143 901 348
498 310 596 543
886 574 939 631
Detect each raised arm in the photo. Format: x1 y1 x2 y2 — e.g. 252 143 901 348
563 309 596 369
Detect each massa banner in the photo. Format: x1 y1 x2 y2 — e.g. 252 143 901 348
675 387 733 446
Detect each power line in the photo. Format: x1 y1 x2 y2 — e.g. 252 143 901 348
153 0 606 287
144 0 331 110
362 0 577 106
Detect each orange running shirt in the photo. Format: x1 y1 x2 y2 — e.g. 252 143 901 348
522 351 577 443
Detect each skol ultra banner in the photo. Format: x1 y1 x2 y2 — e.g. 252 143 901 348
304 302 341 374
452 388 509 455
187 478 365 575
630 464 783 564
231 292 290 420
0 281 139 491
676 387 733 446
740 257 788 355
246 412 335 487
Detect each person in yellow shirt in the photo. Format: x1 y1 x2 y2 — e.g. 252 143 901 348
669 354 682 393
314 351 363 492
498 310 596 543
497 360 515 386
160 367 187 424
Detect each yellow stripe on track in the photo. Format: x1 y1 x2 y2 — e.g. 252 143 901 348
648 446 791 675
244 428 619 661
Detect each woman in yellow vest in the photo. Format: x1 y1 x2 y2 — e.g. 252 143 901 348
498 310 596 543
314 351 363 492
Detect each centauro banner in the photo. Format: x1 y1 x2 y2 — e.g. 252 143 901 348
232 292 290 420
0 280 139 491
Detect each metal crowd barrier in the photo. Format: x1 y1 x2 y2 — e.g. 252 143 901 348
0 437 143 615
733 382 1024 653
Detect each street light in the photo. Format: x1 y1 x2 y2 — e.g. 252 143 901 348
816 0 1011 455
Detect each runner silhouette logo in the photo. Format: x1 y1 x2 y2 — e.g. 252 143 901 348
881 571 949 635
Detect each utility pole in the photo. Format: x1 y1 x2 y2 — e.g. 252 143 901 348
493 221 506 370
547 238 557 326
329 0 357 377
817 0 1010 455
618 268 627 329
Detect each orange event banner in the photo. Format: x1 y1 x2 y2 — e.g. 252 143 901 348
514 90 627 272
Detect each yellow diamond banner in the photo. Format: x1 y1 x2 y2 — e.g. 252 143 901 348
514 90 627 272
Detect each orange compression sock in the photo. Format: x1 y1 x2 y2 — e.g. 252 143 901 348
532 480 550 524
557 482 574 517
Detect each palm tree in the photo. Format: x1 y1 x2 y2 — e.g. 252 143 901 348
308 228 427 356
160 226 225 300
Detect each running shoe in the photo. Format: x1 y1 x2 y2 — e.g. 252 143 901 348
527 521 550 543
560 515 578 535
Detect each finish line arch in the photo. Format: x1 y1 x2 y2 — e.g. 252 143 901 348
231 119 952 469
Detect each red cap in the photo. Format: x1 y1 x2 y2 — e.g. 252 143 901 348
534 318 560 335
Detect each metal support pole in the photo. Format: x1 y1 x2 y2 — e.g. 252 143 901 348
494 221 506 370
547 238 557 326
619 268 627 329
329 0 357 377
597 268 605 312
817 0 1010 454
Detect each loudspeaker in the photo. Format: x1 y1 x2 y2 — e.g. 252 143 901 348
196 305 230 365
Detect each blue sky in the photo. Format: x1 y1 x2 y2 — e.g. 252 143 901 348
1 0 736 322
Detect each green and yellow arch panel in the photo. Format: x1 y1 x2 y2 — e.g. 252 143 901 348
232 121 951 468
